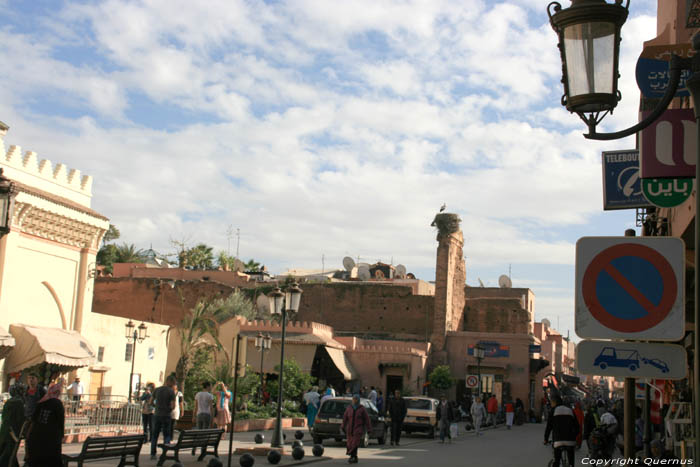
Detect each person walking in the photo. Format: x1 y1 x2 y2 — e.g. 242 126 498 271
304 386 320 429
376 391 384 415
342 395 371 464
150 375 176 460
140 383 155 442
193 381 215 429
505 399 514 430
170 383 184 438
368 387 377 406
470 396 486 436
486 394 498 427
214 382 232 434
0 383 26 467
387 390 407 446
24 382 64 467
583 403 598 454
66 377 83 414
437 396 455 443
544 395 580 467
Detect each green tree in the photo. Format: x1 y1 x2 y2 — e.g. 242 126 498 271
96 244 118 274
174 290 256 394
266 358 315 403
428 365 454 393
183 346 215 407
184 243 215 269
115 243 147 263
244 259 261 272
216 251 237 271
103 224 121 244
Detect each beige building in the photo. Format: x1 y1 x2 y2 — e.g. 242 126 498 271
0 124 169 396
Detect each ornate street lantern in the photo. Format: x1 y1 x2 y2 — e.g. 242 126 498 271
267 287 284 316
548 0 629 132
0 169 18 239
284 282 303 313
124 320 136 340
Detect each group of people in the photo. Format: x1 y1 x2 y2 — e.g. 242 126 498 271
0 372 66 467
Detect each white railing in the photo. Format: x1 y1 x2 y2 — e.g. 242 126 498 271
62 398 142 436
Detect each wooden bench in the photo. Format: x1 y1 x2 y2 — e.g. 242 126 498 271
157 428 224 466
62 434 144 467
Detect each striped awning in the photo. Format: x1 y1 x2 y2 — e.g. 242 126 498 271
5 324 95 373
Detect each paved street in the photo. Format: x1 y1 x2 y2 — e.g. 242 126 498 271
20 423 560 467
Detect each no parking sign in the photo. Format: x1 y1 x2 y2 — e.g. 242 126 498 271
465 375 479 388
575 237 684 340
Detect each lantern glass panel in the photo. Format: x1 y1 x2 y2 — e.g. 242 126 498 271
0 196 8 229
563 21 616 97
125 320 135 339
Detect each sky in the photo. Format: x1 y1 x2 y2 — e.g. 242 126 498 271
0 0 660 339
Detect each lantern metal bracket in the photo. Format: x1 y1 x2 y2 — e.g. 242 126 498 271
583 54 692 140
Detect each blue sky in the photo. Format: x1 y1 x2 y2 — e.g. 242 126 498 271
0 0 659 339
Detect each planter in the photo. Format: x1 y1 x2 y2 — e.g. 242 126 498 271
233 417 307 432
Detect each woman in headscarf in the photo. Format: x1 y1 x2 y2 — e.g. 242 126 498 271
25 382 64 467
0 383 26 467
321 387 334 405
304 386 320 429
342 395 371 464
214 382 232 434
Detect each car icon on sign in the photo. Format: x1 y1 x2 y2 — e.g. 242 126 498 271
641 358 669 373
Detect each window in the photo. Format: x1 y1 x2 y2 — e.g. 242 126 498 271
97 346 105 363
148 347 155 360
125 343 133 362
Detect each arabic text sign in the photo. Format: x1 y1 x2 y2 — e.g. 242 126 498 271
575 237 685 340
640 109 697 179
602 150 652 210
642 178 694 208
577 340 686 379
636 44 694 98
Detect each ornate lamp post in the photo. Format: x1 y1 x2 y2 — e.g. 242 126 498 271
268 282 303 448
254 332 272 402
549 0 700 457
125 320 148 403
0 169 18 239
474 344 485 397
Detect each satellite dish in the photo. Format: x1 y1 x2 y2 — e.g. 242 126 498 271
395 265 406 278
343 256 356 271
358 265 371 281
542 318 551 328
478 278 485 287
498 275 512 288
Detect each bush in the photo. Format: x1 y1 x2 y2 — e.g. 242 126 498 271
428 365 454 391
266 358 315 403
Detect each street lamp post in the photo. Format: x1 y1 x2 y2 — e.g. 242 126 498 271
125 320 148 403
254 332 272 402
548 0 700 458
0 168 18 239
268 282 303 448
474 344 485 397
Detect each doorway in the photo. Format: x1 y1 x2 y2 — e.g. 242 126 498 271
89 371 104 401
386 375 403 396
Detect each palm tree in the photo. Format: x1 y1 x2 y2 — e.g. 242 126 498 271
174 290 256 392
244 259 261 272
185 243 214 269
115 243 146 263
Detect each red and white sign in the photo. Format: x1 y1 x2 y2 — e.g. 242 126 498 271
465 375 478 388
640 109 697 179
576 237 684 340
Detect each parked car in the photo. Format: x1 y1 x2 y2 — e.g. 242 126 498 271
394 396 438 437
311 397 387 446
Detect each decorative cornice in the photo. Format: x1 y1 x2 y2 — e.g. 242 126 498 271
12 201 106 249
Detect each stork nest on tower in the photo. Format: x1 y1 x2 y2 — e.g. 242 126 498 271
431 213 461 237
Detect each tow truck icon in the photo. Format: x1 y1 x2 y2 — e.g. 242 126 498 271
594 347 669 373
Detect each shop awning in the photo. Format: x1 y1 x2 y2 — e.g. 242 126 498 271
325 347 358 381
0 326 15 359
5 324 96 373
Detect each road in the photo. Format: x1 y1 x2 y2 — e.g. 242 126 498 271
36 422 562 466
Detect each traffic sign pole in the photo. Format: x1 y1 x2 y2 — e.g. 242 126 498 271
623 229 635 461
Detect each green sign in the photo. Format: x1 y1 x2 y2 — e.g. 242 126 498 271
642 178 693 208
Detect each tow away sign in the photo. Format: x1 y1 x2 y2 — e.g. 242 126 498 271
577 340 686 379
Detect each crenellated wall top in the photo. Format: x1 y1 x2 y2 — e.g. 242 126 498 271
1 132 94 208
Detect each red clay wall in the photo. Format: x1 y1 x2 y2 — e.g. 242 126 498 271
463 297 531 334
294 283 435 339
